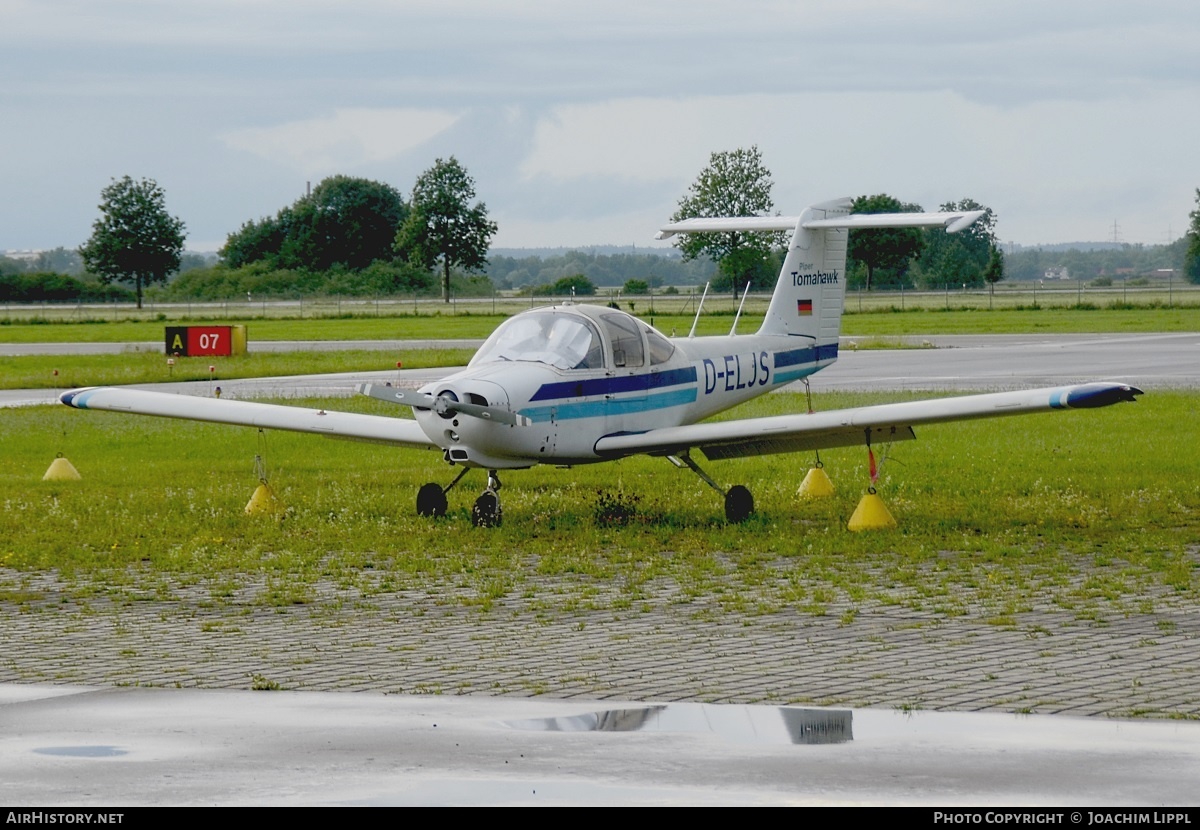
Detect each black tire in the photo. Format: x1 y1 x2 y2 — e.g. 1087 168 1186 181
472 491 502 528
724 485 754 523
416 482 448 518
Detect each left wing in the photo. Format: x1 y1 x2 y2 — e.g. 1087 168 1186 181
593 382 1142 461
60 387 437 448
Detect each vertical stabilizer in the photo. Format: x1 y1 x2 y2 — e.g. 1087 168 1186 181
757 198 851 343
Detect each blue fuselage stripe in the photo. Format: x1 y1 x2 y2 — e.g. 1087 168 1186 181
530 367 698 402
519 387 698 423
774 343 838 368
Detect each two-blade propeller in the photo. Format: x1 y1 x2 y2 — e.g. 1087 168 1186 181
357 383 530 426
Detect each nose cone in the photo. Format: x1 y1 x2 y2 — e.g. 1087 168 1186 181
423 377 510 414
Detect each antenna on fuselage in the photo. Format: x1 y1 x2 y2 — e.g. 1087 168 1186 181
688 282 710 338
729 281 751 336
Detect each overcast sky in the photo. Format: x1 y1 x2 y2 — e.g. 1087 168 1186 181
3 0 1198 253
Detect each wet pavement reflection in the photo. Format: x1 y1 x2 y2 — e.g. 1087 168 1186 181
506 703 852 745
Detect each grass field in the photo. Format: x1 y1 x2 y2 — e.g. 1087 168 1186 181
3 390 1195 623
1 296 1198 343
0 349 475 390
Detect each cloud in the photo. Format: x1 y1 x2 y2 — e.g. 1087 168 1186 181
3 1 1198 249
506 86 1200 246
219 108 460 175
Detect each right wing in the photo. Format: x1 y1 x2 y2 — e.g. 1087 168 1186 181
60 387 437 449
593 382 1142 461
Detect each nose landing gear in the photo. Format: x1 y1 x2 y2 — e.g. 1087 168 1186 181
471 471 503 528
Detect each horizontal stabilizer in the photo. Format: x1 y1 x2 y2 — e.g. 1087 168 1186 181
655 216 800 239
803 210 986 233
656 207 985 239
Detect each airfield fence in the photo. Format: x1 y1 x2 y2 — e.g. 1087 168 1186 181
1 279 1197 324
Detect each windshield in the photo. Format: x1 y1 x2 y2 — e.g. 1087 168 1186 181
470 311 604 371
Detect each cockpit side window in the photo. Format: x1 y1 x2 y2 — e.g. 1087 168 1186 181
470 311 603 371
644 327 675 365
599 313 644 369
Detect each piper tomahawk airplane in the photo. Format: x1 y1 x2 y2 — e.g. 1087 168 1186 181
61 198 1141 526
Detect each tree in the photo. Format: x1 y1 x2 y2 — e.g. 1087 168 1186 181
395 157 497 302
670 146 785 296
846 194 924 291
913 198 999 289
983 243 1005 292
551 274 595 296
79 176 186 308
222 176 407 272
1186 189 1200 285
35 247 85 275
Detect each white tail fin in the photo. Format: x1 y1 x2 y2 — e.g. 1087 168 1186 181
658 199 986 345
759 198 851 343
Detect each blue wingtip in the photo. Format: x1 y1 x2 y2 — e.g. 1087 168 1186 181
59 388 92 408
1065 383 1143 409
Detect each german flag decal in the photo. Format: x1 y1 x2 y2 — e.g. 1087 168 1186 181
797 299 813 316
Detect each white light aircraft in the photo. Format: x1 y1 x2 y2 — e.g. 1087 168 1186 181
61 197 1141 526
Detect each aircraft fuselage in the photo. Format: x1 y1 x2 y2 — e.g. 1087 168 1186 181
411 304 837 469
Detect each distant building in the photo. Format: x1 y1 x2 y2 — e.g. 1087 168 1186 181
2 249 42 262
1045 266 1069 280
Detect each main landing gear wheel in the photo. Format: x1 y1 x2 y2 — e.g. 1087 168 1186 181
724 485 754 524
671 452 756 524
416 467 470 519
416 482 448 518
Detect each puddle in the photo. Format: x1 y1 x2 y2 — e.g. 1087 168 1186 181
34 745 128 758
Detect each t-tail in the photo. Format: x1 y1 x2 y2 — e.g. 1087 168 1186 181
657 198 986 352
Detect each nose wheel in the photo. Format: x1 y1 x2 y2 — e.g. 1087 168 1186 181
472 472 502 527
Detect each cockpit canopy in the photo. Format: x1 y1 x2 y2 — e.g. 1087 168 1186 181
469 307 675 371
471 310 604 371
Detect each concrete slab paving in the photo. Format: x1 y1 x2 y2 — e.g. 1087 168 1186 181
2 682 1199 806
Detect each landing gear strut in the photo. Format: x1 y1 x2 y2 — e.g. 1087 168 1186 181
670 451 754 523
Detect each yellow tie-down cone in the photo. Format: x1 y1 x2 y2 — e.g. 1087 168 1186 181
245 479 281 515
796 464 835 499
43 453 81 481
847 487 897 531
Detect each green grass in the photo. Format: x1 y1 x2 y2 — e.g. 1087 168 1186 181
840 305 1200 336
1 297 1198 343
0 314 502 343
0 349 474 390
3 390 1196 622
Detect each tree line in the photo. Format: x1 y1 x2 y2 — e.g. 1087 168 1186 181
71 158 496 308
1004 239 1189 283
9 155 1200 306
